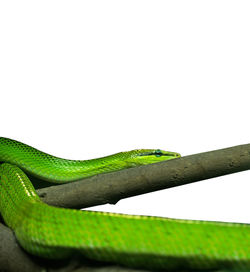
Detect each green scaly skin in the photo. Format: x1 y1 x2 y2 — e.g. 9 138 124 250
0 137 249 272
0 137 180 183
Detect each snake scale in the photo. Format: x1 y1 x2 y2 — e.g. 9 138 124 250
0 137 249 272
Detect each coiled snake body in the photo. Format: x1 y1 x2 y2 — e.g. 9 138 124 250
0 137 249 271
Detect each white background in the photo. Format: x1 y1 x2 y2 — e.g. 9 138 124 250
0 1 250 223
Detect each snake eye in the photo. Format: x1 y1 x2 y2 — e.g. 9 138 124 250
155 150 163 157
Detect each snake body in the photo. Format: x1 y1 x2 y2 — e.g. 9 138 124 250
0 137 250 271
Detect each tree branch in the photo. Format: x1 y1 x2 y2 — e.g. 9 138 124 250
1 143 250 271
38 143 250 209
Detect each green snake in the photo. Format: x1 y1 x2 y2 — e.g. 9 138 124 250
0 137 249 272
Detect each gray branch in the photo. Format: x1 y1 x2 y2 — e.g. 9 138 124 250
1 143 250 272
38 143 250 209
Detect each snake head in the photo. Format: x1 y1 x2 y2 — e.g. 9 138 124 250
124 149 181 167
